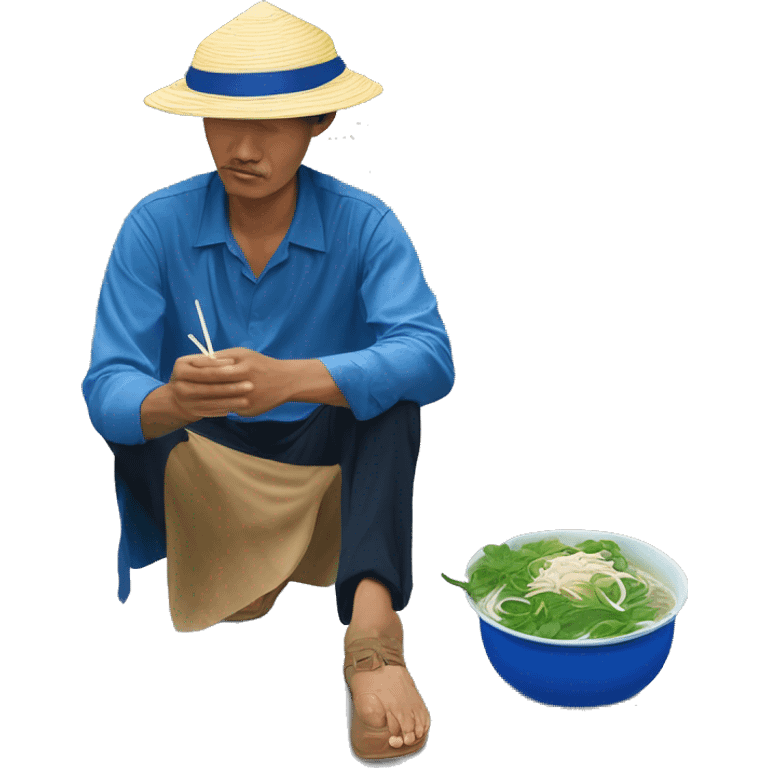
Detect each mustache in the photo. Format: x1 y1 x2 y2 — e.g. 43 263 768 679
222 164 267 177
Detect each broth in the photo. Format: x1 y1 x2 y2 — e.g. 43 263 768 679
631 565 676 625
472 541 676 640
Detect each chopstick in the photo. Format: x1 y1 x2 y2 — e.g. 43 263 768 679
187 334 211 356
188 299 216 358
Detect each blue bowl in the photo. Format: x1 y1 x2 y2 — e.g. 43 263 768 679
464 529 688 708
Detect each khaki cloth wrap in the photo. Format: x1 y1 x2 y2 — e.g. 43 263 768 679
164 430 342 632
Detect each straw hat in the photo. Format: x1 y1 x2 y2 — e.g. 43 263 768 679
144 2 383 119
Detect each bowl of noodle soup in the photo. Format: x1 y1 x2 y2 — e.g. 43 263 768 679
463 529 687 707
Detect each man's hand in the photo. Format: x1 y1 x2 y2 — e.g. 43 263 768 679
169 347 291 419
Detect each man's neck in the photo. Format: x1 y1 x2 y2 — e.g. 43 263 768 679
226 173 298 241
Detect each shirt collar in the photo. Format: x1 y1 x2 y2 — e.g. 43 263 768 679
194 165 326 253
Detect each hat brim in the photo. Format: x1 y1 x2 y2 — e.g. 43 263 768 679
144 67 382 119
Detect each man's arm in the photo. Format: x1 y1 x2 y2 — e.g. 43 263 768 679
137 352 348 442
282 358 350 409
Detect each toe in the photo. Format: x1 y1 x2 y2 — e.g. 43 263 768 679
354 693 387 729
399 710 417 745
397 711 416 744
386 710 404 749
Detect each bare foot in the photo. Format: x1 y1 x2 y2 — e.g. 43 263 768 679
344 613 430 749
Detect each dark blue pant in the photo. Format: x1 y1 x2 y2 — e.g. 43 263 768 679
108 400 420 625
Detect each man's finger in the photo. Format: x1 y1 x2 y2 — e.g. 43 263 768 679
187 355 236 367
174 380 254 399
178 361 248 383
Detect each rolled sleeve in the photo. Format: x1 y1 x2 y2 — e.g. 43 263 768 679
317 349 380 421
86 373 165 446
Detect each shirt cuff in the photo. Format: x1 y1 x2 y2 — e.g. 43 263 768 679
99 374 166 445
317 350 382 421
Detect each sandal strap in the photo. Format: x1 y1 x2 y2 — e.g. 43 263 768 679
344 636 406 673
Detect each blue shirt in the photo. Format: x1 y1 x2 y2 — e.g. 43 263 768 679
83 164 454 445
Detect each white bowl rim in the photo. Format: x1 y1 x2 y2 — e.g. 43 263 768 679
463 528 688 647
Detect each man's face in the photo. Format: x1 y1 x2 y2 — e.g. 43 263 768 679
203 115 335 201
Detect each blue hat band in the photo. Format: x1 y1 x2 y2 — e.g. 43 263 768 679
185 56 346 98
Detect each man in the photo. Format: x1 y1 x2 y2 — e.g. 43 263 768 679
82 2 453 759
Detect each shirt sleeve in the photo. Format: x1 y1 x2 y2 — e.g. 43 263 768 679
318 209 455 421
82 205 167 445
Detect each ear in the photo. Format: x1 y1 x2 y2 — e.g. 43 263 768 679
311 112 336 137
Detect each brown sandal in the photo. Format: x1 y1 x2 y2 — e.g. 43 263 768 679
221 579 290 623
344 635 429 760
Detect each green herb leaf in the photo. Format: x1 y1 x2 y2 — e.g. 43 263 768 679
443 538 672 641
440 573 470 591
